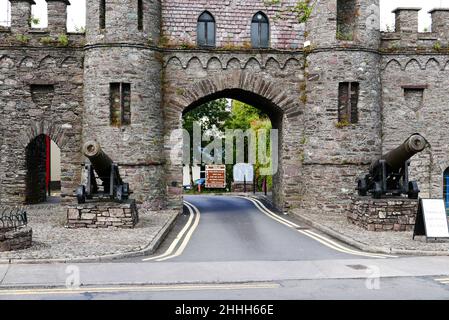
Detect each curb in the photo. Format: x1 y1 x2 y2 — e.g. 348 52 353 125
292 213 449 257
0 211 180 265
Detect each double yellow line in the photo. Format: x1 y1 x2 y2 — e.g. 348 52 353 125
142 201 200 262
0 282 280 297
238 196 397 259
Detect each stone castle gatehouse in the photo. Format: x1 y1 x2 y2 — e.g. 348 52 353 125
1 0 449 215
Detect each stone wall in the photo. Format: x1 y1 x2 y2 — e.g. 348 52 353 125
380 34 449 200
0 227 33 252
162 0 304 50
1 0 449 221
348 197 419 232
0 0 85 205
67 200 139 229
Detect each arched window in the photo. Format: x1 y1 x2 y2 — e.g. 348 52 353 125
444 168 449 216
251 12 269 48
197 11 215 47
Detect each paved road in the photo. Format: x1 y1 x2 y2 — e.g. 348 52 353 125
146 195 389 263
2 195 449 300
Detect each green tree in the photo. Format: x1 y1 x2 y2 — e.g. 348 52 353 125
225 100 265 130
183 99 229 138
225 100 273 192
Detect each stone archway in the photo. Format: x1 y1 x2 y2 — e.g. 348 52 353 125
164 71 304 212
22 121 66 204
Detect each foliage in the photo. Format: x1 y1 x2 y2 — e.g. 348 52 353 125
433 41 442 51
183 99 274 192
224 100 264 130
263 0 316 24
57 34 69 46
292 0 316 24
183 99 230 138
16 34 30 44
335 119 351 129
29 16 40 27
40 36 54 45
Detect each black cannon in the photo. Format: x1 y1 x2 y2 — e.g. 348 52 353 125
357 134 428 199
76 141 130 204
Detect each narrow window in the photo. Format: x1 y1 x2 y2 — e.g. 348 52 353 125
336 0 356 41
99 0 106 30
404 88 424 112
110 83 131 127
197 11 215 47
138 0 143 31
338 82 359 124
251 12 269 48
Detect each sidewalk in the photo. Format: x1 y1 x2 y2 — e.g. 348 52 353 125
292 210 449 256
0 203 179 264
1 256 449 289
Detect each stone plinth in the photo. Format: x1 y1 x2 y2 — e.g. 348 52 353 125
67 200 139 229
0 227 33 252
347 197 419 232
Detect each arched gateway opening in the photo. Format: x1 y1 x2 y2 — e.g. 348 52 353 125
180 88 284 208
25 134 61 204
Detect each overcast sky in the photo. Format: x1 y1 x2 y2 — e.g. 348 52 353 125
0 0 448 32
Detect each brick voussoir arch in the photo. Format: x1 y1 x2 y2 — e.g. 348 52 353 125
177 71 292 114
20 121 67 149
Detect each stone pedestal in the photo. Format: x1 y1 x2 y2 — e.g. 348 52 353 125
0 227 33 252
347 196 419 232
67 200 139 229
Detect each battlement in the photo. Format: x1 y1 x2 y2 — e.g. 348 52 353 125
381 7 449 51
5 0 75 35
0 0 85 47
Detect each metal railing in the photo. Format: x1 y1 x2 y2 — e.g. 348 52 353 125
0 207 28 233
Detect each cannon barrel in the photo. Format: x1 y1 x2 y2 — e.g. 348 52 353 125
370 134 427 173
82 141 114 181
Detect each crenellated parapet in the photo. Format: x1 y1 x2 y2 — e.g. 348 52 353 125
0 0 85 48
381 7 449 52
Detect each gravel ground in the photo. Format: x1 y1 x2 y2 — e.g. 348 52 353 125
0 203 179 261
295 210 449 253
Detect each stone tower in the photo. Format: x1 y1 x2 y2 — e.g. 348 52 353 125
300 0 382 211
83 0 165 206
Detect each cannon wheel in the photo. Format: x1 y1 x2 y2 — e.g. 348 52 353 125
122 183 130 200
357 178 368 197
373 182 382 199
116 185 124 203
76 186 86 204
408 181 420 199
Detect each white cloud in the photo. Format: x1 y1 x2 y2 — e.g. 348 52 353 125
0 0 448 32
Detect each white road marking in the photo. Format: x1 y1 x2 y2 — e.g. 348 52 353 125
240 196 397 259
156 201 201 262
142 202 195 262
235 196 299 229
0 283 280 296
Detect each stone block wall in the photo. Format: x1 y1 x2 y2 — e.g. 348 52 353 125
161 0 304 49
380 54 449 199
67 200 139 229
0 227 33 252
347 197 419 232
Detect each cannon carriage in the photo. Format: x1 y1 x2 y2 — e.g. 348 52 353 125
357 134 428 199
76 141 130 204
